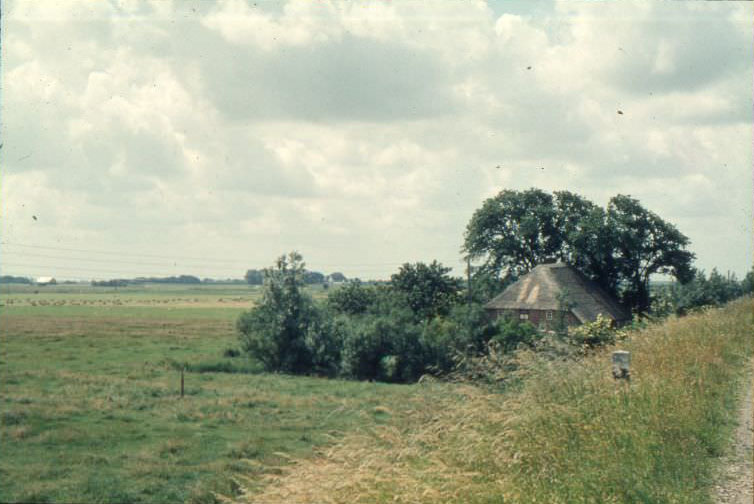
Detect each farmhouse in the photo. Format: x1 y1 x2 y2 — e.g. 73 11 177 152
35 276 57 286
484 262 629 330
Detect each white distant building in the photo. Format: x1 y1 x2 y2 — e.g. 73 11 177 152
35 276 57 286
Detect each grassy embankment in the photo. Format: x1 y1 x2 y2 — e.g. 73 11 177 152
241 299 754 503
0 284 423 503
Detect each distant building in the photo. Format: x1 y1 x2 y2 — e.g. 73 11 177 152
484 263 629 330
35 276 57 286
326 272 347 284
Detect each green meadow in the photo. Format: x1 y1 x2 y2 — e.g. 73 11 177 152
0 284 421 503
1 284 751 503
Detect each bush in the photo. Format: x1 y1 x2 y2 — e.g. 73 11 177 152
420 303 501 374
222 347 241 358
237 252 319 373
389 261 461 321
339 313 423 382
304 315 347 377
326 280 377 316
566 313 624 350
490 316 540 352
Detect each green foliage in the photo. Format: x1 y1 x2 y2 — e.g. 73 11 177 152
91 279 128 287
468 265 511 303
133 275 201 284
490 316 540 352
0 299 423 504
389 261 461 321
237 252 319 373
326 280 378 316
303 270 326 284
658 267 748 316
463 188 695 314
464 188 561 276
244 269 264 285
741 269 754 295
339 313 423 382
566 313 624 349
304 315 347 377
421 303 500 374
0 275 32 284
607 194 694 313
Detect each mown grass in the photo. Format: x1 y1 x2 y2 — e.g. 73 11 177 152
239 299 754 503
0 291 420 504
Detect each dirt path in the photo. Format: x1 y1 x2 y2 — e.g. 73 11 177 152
714 358 753 504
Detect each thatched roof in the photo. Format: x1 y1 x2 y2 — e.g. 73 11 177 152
484 263 630 323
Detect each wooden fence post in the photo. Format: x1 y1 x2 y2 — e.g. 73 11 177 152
612 351 630 381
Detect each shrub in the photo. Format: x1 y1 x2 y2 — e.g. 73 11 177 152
490 316 540 352
339 313 423 382
222 347 240 358
326 280 377 316
237 252 319 373
304 315 347 377
420 303 501 374
566 313 624 350
389 261 461 321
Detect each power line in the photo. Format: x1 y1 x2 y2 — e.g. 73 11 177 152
1 251 219 269
0 261 241 277
0 241 461 269
1 241 250 264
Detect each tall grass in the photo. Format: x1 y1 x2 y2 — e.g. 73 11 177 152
238 299 753 503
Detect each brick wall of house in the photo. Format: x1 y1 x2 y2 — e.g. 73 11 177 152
490 309 579 331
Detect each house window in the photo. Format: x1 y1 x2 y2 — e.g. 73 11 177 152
519 311 529 320
546 311 553 321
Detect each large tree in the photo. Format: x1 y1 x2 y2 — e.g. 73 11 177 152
606 195 694 313
463 188 561 277
463 188 695 313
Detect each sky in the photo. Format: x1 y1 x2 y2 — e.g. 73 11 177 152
1 0 752 281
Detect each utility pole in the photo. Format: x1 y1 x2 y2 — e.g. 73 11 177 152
466 256 473 341
466 256 472 306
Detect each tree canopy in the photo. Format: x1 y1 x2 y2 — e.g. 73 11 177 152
389 261 461 321
463 188 695 313
237 252 320 373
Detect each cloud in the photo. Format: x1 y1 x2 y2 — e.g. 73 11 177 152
1 0 751 280
196 34 456 122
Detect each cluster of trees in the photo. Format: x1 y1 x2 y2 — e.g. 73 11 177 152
245 268 347 286
237 252 536 382
0 275 32 284
464 188 695 313
236 188 750 383
91 279 128 287
89 275 203 286
652 268 754 316
133 275 201 284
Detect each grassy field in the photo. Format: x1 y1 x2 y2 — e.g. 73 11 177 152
2 285 751 503
0 284 421 503
241 299 754 503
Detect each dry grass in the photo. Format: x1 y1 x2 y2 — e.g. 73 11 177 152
232 299 754 503
227 383 507 504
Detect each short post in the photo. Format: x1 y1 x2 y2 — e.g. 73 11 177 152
612 350 630 381
180 366 185 398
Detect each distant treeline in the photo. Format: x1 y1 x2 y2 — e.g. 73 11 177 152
245 269 347 285
91 275 202 286
0 275 32 284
